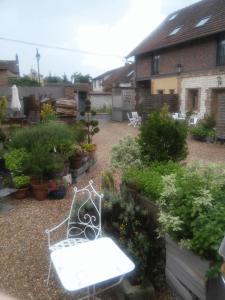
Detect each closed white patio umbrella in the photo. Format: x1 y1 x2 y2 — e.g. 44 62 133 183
11 84 21 111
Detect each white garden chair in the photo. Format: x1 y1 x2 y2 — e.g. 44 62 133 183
45 180 134 299
127 111 141 127
189 116 199 126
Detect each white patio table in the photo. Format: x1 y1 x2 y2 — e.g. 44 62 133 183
51 237 135 296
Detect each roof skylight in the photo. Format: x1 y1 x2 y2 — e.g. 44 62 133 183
169 13 178 21
195 16 210 27
169 26 182 36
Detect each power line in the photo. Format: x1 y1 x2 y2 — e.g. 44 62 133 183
0 36 124 58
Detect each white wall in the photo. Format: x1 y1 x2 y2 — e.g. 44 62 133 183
180 74 225 117
92 79 104 92
90 93 112 109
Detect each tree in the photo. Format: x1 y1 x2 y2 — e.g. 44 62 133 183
8 75 40 86
71 72 92 84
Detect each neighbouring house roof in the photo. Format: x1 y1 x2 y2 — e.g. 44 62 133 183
74 83 91 92
103 64 134 88
128 0 225 57
0 60 19 74
93 64 135 91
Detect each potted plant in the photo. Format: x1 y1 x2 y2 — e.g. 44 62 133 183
157 163 225 299
29 142 64 200
69 144 84 169
47 178 67 199
81 142 97 159
8 121 76 200
13 175 30 199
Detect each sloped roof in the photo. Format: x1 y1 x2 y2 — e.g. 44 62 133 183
0 60 19 74
128 0 225 57
103 63 134 87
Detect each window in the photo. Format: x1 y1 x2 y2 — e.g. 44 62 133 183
169 26 182 36
152 55 160 74
158 90 164 95
168 13 178 21
169 89 175 95
195 16 210 28
186 89 199 111
217 37 225 66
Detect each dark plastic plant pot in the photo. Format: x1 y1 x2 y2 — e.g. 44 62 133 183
48 186 67 200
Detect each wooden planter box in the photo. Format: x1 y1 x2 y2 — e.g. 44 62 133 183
70 156 96 183
165 235 225 300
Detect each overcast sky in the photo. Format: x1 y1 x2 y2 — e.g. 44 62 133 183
0 0 200 78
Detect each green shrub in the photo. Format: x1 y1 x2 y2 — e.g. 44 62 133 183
139 105 188 162
72 122 87 143
103 192 164 288
40 103 57 122
7 122 78 181
110 136 143 170
28 142 64 181
13 175 30 188
9 121 75 161
191 116 216 141
190 124 213 140
157 163 225 277
4 148 30 174
0 96 7 123
80 98 99 143
123 161 182 200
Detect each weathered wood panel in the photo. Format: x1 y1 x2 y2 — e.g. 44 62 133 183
166 235 209 300
216 94 225 139
142 94 179 119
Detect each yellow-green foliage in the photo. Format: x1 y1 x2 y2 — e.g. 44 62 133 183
0 96 7 123
40 103 56 122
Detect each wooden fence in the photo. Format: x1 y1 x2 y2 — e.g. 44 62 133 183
142 94 179 119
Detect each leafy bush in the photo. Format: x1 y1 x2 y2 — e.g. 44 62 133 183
10 121 75 160
72 122 87 143
110 136 143 170
28 142 64 181
80 98 99 143
191 116 215 141
8 76 40 86
13 175 30 188
0 96 7 123
4 148 30 175
40 103 57 122
157 163 225 277
190 124 211 140
7 122 77 180
139 105 188 162
103 192 164 288
122 161 182 200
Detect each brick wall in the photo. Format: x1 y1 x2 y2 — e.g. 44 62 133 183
159 38 217 74
135 37 219 79
180 73 225 117
64 86 75 99
136 55 151 79
0 70 8 86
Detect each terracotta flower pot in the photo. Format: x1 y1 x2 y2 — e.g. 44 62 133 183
32 182 48 201
70 154 83 169
14 186 29 200
88 144 97 159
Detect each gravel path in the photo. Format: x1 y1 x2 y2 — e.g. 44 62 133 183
0 121 138 300
1 121 225 300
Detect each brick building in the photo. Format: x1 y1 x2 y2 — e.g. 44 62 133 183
127 0 225 125
0 55 20 86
